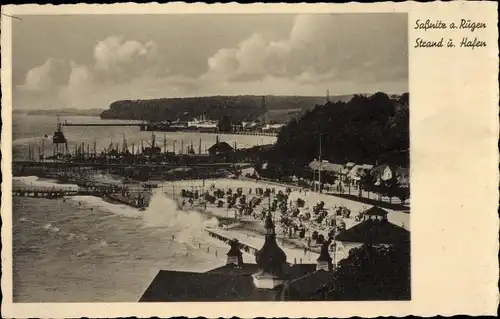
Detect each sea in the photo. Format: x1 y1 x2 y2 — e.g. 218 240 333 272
11 114 276 302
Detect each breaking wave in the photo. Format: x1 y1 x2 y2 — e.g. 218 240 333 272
68 196 142 218
142 190 219 244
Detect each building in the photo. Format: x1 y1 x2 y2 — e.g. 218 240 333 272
335 206 410 252
207 136 234 157
139 213 336 301
308 160 343 175
346 164 373 185
309 160 343 191
262 123 285 132
371 164 393 185
340 162 356 181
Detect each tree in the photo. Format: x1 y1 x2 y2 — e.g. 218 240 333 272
261 93 409 181
315 244 410 300
360 171 376 197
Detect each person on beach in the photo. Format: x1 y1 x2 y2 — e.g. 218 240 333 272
172 234 175 240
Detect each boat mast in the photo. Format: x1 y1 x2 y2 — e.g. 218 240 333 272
163 133 167 153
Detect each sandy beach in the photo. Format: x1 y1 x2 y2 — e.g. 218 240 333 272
158 178 410 265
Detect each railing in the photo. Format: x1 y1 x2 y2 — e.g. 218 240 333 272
12 185 108 198
204 228 260 256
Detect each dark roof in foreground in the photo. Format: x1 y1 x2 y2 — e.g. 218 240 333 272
140 270 282 301
139 263 319 302
335 219 410 245
362 206 389 217
289 270 334 300
207 263 317 278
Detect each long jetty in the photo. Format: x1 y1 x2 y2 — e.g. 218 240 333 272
12 186 105 198
63 123 140 127
61 122 278 137
13 160 250 169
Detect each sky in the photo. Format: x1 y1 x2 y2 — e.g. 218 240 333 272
11 13 408 110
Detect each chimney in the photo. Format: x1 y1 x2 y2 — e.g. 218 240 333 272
226 238 243 266
316 239 333 271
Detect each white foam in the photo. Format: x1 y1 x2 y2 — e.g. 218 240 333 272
142 191 219 245
68 196 142 218
13 176 79 190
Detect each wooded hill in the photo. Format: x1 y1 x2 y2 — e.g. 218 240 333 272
99 95 354 123
259 92 410 178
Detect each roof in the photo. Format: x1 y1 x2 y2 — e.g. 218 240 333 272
341 162 356 174
139 270 284 302
256 216 288 276
309 161 343 173
347 165 364 178
208 142 234 154
371 164 391 176
289 270 334 300
207 263 317 280
362 206 389 217
335 219 410 245
140 263 319 302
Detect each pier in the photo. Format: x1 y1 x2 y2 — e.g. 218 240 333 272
13 160 250 170
61 121 278 137
62 123 141 127
12 186 105 198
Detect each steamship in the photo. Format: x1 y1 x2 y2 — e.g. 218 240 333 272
140 114 218 133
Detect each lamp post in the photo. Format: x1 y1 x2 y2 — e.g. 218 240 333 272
318 132 322 194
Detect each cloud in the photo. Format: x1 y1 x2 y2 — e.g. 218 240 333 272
17 58 72 92
205 13 408 84
93 36 163 83
14 14 408 110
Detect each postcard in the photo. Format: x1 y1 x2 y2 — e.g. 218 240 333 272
1 2 498 318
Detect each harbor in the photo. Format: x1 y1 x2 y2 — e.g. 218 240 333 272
10 11 413 305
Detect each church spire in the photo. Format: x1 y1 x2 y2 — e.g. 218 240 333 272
253 212 288 289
